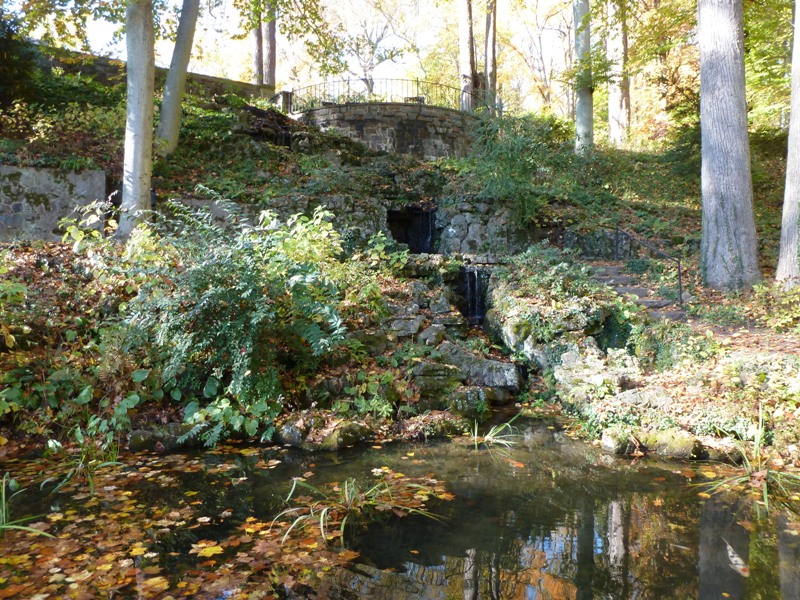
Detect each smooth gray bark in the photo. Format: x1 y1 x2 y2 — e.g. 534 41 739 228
155 0 199 157
252 13 264 84
777 0 800 288
118 0 155 240
484 0 497 110
698 0 761 290
573 0 593 153
264 2 277 87
607 0 629 147
459 0 475 111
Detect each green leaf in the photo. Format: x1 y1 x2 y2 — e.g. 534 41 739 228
65 329 78 342
170 388 182 401
184 400 200 420
245 419 258 436
203 377 219 398
132 369 150 383
74 385 93 405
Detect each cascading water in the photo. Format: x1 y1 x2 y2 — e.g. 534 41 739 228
461 265 488 324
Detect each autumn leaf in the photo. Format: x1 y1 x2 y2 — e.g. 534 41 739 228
190 541 224 557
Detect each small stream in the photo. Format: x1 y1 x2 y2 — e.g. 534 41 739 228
2 419 799 598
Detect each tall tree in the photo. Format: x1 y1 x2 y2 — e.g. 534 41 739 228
156 0 199 157
606 0 628 146
484 0 497 109
776 0 800 288
252 11 264 84
698 0 761 290
118 0 155 240
573 0 593 153
459 0 476 110
264 1 277 86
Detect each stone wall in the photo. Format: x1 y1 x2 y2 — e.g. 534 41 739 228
296 103 475 158
435 196 536 259
0 166 106 241
41 49 274 99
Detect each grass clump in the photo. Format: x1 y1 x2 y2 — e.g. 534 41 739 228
273 469 451 544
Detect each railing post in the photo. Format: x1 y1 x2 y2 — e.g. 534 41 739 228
677 259 683 306
614 224 620 260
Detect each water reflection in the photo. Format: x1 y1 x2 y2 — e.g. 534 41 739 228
2 420 799 598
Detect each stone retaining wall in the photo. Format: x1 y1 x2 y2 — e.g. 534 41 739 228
42 48 274 99
0 166 106 241
296 103 475 158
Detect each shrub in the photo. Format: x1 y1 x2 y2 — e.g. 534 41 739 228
124 197 347 445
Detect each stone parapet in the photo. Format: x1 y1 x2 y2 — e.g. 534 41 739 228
296 103 475 158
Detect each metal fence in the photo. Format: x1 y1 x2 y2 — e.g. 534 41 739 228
284 79 496 114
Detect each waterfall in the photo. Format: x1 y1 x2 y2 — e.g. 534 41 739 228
462 265 487 324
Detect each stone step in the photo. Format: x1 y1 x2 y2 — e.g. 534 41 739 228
614 286 652 299
649 308 688 321
637 298 672 309
595 274 637 286
592 265 626 276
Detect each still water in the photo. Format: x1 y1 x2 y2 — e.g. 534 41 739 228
1 419 798 599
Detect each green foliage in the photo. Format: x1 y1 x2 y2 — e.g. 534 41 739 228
333 370 396 419
628 321 718 371
125 198 347 445
0 18 41 107
42 425 121 495
466 113 575 224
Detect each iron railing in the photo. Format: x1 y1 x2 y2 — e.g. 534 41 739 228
613 225 684 306
284 78 497 114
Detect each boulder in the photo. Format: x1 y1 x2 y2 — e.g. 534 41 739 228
418 324 447 346
320 422 373 451
437 341 520 391
390 315 426 337
638 428 703 459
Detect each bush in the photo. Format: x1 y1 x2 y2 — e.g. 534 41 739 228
467 113 575 223
124 197 348 445
0 19 41 106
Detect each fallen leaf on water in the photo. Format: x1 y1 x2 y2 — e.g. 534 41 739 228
697 492 712 499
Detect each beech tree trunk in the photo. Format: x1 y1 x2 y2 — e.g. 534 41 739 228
776 0 800 288
252 13 264 84
607 0 629 147
118 0 155 240
484 0 497 110
573 0 593 153
459 0 476 111
155 0 199 157
264 2 277 87
698 0 762 290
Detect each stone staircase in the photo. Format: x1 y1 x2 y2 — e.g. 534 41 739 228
591 263 687 321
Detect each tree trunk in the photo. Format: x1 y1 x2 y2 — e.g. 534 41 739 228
484 0 497 111
699 0 762 290
263 1 277 88
252 13 264 85
155 0 199 158
607 0 629 147
573 0 593 153
776 0 800 288
118 0 155 240
459 0 475 111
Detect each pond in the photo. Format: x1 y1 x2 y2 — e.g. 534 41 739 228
1 420 798 599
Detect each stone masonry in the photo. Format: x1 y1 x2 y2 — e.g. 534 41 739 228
296 103 475 159
0 166 106 241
